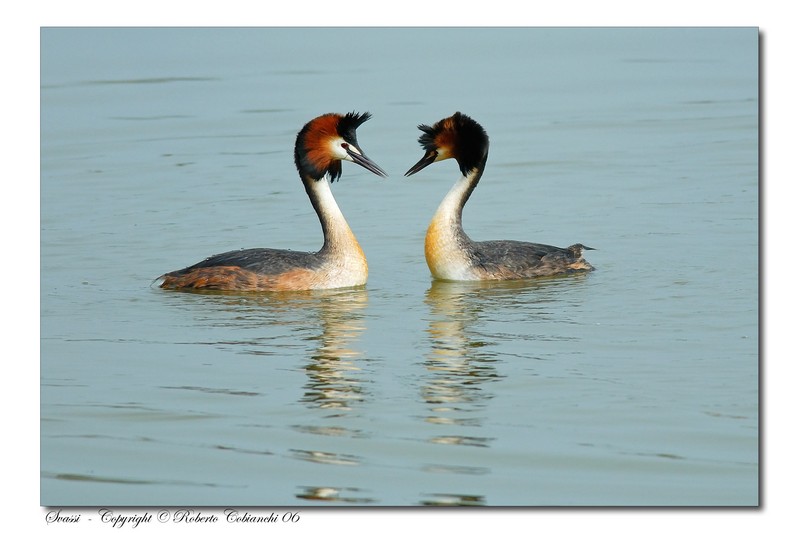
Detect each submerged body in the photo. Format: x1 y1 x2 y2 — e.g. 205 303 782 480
406 112 594 281
159 252 366 291
159 211 367 291
160 112 386 291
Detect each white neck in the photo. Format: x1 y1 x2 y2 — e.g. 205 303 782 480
432 173 473 229
307 177 362 256
425 171 481 280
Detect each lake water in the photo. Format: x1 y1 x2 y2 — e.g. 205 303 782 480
40 27 759 507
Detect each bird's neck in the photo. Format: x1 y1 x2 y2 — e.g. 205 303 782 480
424 166 484 279
304 176 365 260
428 165 483 239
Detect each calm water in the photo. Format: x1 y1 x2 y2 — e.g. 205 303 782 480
40 28 759 506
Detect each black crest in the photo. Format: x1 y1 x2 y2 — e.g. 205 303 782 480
415 123 439 153
337 111 372 145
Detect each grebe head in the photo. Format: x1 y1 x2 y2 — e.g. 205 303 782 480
404 112 489 177
567 243 596 258
295 111 387 182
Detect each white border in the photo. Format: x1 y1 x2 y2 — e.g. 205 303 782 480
14 2 796 531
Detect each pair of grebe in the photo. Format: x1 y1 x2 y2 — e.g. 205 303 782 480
159 111 594 291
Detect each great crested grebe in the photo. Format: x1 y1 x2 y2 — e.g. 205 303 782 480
160 111 387 291
405 112 594 281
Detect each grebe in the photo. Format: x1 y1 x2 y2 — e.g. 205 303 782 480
405 112 594 281
160 111 387 291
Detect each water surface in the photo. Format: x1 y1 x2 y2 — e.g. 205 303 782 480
40 27 758 506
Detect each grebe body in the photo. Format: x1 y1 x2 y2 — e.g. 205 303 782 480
406 112 594 281
160 112 386 291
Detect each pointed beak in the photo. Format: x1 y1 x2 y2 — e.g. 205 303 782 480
404 151 437 177
346 146 388 177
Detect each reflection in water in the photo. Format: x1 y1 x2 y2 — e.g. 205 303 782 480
296 486 377 504
422 464 490 475
287 290 375 503
427 435 494 447
420 493 486 506
420 280 503 506
290 425 368 439
290 449 361 466
162 287 369 413
422 281 505 430
297 289 368 414
421 277 590 506
423 277 591 429
160 288 373 503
